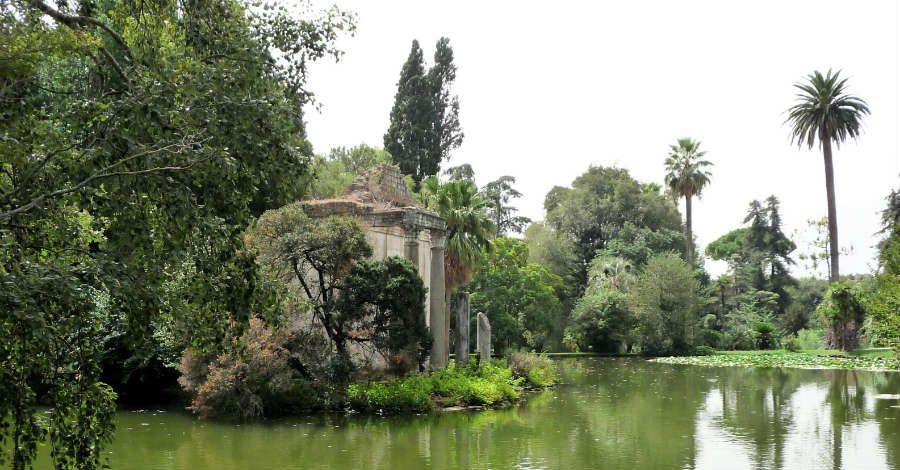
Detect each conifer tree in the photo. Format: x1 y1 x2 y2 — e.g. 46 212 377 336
384 38 462 187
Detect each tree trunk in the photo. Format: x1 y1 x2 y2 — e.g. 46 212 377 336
685 194 694 266
822 137 840 282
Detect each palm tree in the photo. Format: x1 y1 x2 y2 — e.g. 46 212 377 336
787 69 869 282
425 179 494 356
664 138 713 266
712 275 734 313
428 179 495 291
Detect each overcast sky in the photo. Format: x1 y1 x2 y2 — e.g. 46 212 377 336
303 0 900 277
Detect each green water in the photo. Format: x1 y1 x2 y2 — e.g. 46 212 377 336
68 358 900 469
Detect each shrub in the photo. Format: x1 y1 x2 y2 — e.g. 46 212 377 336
508 352 558 387
348 359 525 413
568 288 635 353
692 345 716 356
181 318 316 419
721 303 775 350
796 328 826 350
817 282 866 351
629 254 700 356
753 320 778 349
698 328 723 348
782 335 800 352
347 374 434 413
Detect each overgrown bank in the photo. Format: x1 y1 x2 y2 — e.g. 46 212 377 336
349 354 557 414
653 349 899 372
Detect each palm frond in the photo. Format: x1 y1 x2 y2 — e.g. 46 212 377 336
786 69 870 149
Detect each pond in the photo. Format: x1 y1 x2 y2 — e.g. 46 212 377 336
55 358 900 470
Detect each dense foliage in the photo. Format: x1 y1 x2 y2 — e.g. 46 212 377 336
869 186 900 356
544 166 683 295
347 355 556 414
1 0 353 466
630 254 701 355
384 38 462 186
567 288 635 353
307 144 395 199
422 178 494 290
248 205 429 379
469 238 564 352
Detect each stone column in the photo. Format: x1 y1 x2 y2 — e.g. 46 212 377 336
455 292 470 365
403 227 419 267
429 232 447 369
477 312 491 364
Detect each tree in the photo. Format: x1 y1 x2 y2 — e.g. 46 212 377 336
249 204 429 377
787 69 870 282
567 288 635 353
384 38 462 187
425 179 495 291
600 222 686 268
629 254 700 355
817 282 866 351
524 222 580 309
706 197 797 316
1 0 352 467
427 37 464 167
308 145 393 199
781 277 830 335
340 257 431 368
384 40 430 186
869 185 900 356
762 196 798 312
469 238 563 352
482 175 532 235
443 163 475 182
664 138 712 266
544 166 682 294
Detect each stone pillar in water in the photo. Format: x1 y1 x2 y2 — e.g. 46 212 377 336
429 233 447 369
455 292 470 365
476 312 491 364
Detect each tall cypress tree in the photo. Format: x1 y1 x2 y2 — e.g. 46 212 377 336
384 38 462 187
764 196 797 312
427 38 463 171
384 40 431 185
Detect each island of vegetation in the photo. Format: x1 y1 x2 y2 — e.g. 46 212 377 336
1 0 899 468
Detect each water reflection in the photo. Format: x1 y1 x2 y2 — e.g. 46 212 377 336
45 358 900 470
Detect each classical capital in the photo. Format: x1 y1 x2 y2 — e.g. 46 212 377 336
430 230 446 250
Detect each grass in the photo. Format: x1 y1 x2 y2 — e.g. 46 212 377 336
653 348 899 371
347 355 558 414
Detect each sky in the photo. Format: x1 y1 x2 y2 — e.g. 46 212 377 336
302 0 900 277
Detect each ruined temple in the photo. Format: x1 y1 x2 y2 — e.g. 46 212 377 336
301 164 450 369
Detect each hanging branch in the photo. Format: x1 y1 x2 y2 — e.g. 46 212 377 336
28 0 133 81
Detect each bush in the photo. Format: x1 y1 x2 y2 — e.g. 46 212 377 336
721 303 776 350
180 318 317 419
629 254 700 356
348 359 525 413
782 335 800 352
692 345 717 356
817 282 866 351
508 352 558 387
568 288 635 353
753 320 778 349
347 374 434 413
698 328 723 348
796 328 826 350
